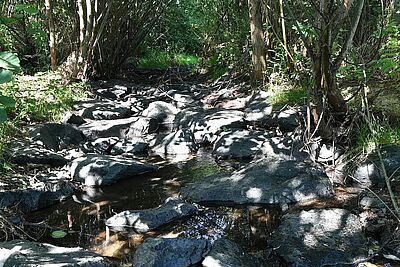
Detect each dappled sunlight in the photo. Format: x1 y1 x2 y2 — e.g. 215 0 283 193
245 187 263 202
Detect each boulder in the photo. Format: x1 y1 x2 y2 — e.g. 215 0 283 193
5 140 69 167
181 158 333 205
132 238 209 267
142 101 179 131
62 112 86 125
244 91 273 122
150 128 198 156
69 154 157 186
110 139 149 156
269 209 368 266
262 108 300 132
175 108 246 144
308 141 344 163
203 239 266 267
96 84 131 100
79 117 137 140
212 130 271 159
106 198 197 232
80 102 131 120
126 117 159 137
352 145 400 189
0 240 113 267
30 123 84 151
0 179 75 213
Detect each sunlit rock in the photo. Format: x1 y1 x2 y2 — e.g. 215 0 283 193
181 157 333 205
132 237 209 267
149 128 198 158
106 198 197 232
79 100 131 120
78 117 138 140
69 154 157 186
269 209 367 266
142 101 179 132
0 240 113 266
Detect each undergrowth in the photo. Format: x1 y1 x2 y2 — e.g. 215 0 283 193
134 49 199 70
0 71 87 171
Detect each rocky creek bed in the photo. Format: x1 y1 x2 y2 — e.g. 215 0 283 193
1 75 400 266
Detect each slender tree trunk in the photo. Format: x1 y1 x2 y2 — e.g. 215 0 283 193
248 0 266 81
45 0 57 70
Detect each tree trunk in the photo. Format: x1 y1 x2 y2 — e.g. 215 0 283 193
248 0 266 81
45 0 57 70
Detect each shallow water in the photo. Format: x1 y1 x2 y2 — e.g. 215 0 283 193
25 155 282 263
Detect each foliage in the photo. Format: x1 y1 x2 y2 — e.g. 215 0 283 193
270 87 307 110
135 49 198 70
356 120 400 153
0 51 20 122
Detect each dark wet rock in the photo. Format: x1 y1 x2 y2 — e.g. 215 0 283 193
352 145 400 189
150 128 198 156
5 140 69 167
309 141 344 163
30 123 84 151
0 176 75 212
62 112 86 125
81 102 131 120
79 117 137 140
142 101 179 131
175 108 246 144
170 92 196 108
126 117 159 137
213 130 270 159
69 154 157 186
132 237 209 267
106 198 197 232
244 91 273 122
359 210 387 236
0 240 113 267
360 195 386 210
262 108 300 132
203 238 267 267
269 208 368 267
181 158 333 205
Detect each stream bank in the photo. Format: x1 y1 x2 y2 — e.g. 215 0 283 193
0 72 399 266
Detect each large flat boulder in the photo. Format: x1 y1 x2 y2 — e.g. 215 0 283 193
203 239 267 267
69 154 157 186
78 117 138 140
132 238 209 267
0 240 113 266
150 128 198 156
5 140 69 167
80 101 131 120
181 158 333 205
106 198 197 232
29 123 84 151
269 209 368 266
142 101 179 131
174 108 246 144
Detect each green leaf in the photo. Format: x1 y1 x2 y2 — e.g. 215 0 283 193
15 4 39 15
51 230 67 239
0 52 21 72
0 108 7 123
0 16 18 25
0 69 13 83
0 96 15 108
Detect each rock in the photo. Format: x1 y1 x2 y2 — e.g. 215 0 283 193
0 240 113 266
213 130 278 159
89 137 120 154
309 141 344 163
126 117 159 137
79 117 137 140
370 86 400 119
269 209 368 267
0 179 75 212
142 101 179 131
95 84 132 100
171 92 195 108
181 158 333 205
69 154 157 186
5 140 69 167
150 128 198 156
360 195 386 210
80 102 131 120
30 123 84 151
175 108 246 144
62 112 86 125
111 139 149 156
261 108 300 132
106 198 197 232
132 238 209 267
203 239 266 267
352 145 400 189
244 91 273 122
